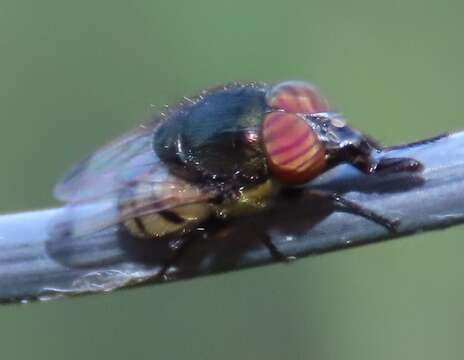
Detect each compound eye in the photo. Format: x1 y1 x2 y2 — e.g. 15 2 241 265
266 81 330 114
262 112 326 184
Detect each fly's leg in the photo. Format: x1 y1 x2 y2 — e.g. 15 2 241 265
374 157 423 175
261 234 295 263
216 181 295 263
157 237 198 281
158 232 295 278
306 189 400 232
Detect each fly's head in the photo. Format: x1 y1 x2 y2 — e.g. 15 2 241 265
308 112 423 176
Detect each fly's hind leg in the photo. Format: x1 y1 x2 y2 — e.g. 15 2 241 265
261 234 296 263
157 236 199 281
306 189 400 232
127 205 214 281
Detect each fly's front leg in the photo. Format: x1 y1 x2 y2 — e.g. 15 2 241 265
373 157 423 175
305 189 400 232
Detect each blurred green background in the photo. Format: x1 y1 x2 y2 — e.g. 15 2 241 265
0 0 463 359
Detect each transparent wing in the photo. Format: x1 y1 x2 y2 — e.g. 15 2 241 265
53 121 218 238
53 173 216 238
54 123 160 202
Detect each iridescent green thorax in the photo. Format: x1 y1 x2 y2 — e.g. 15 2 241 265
154 84 270 187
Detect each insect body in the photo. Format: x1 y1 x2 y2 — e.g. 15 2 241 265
54 81 422 242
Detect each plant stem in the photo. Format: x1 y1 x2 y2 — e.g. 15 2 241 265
0 131 462 304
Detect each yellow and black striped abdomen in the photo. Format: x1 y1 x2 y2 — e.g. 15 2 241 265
125 203 212 239
124 179 276 239
122 179 213 239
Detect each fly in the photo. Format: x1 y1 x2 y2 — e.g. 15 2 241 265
54 80 424 277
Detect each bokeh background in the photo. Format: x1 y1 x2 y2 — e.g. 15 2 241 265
1 0 463 359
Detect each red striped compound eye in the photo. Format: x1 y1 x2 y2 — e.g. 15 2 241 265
262 112 326 184
266 81 330 114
